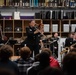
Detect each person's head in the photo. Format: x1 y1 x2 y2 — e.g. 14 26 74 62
62 52 76 74
69 48 76 53
20 46 31 60
68 33 74 38
73 33 76 39
39 51 50 66
41 48 52 56
29 20 36 27
54 32 58 38
0 45 13 60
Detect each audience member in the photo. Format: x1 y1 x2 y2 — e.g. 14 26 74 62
0 45 19 75
42 48 60 69
15 46 34 75
69 48 76 53
62 52 76 75
27 54 40 75
28 52 50 75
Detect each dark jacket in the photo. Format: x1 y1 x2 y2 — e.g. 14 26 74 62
65 38 73 47
0 59 19 75
26 26 40 45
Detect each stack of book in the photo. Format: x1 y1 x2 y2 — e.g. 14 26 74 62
0 0 76 8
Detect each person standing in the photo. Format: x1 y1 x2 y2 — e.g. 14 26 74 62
50 32 59 58
26 20 42 56
65 33 74 48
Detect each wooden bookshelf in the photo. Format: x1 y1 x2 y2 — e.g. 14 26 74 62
0 19 76 55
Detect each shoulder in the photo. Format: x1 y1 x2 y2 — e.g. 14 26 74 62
28 65 40 73
8 60 18 68
26 26 29 29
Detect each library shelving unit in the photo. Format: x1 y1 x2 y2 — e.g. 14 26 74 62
0 19 76 55
0 19 42 55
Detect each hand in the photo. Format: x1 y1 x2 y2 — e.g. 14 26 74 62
54 47 57 49
34 29 39 34
70 46 74 50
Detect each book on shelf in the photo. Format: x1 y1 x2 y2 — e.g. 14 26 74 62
13 11 20 19
34 0 38 7
44 24 50 32
38 0 45 7
4 0 10 6
50 10 52 19
74 12 76 19
35 12 41 19
52 24 58 32
46 11 50 19
0 0 4 6
30 0 33 7
71 24 76 32
57 0 62 6
63 24 69 32
52 11 55 19
45 0 49 7
25 0 30 7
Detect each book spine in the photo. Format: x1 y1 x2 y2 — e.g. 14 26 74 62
30 0 32 7
34 0 38 7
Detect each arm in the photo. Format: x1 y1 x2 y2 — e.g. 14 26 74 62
26 27 40 37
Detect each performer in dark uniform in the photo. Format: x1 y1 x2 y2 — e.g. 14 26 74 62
65 33 74 48
70 33 76 49
50 32 59 58
26 20 42 56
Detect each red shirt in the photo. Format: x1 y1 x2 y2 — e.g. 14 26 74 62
50 57 61 69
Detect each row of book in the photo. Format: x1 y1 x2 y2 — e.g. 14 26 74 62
43 24 76 33
0 0 76 7
35 10 76 19
0 11 76 19
2 23 76 33
52 24 76 32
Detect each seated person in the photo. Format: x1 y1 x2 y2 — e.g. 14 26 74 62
62 52 76 75
41 48 61 69
15 46 34 75
0 45 19 75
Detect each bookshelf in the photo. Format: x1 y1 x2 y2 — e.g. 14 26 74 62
0 0 76 56
0 0 76 8
0 19 76 55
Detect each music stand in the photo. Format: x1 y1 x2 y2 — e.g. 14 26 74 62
8 40 17 45
0 40 6 44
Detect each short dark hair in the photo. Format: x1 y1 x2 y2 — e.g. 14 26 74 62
39 51 50 66
62 52 76 74
20 46 31 59
41 48 52 56
0 45 13 60
69 48 76 53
